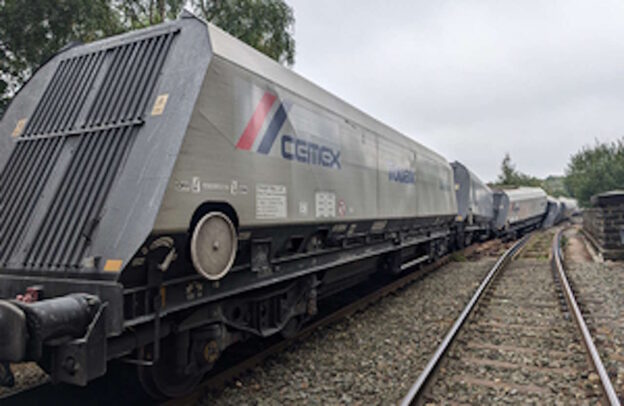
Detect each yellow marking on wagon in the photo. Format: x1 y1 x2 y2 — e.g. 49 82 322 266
103 259 123 272
151 94 169 116
160 286 167 309
12 118 27 137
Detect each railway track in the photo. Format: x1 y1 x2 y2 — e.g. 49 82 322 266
402 228 621 405
1 241 494 405
564 227 624 402
163 242 490 405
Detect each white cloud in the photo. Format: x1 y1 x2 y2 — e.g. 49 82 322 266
286 0 624 182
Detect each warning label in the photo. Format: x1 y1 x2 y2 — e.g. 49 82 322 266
256 184 287 219
315 192 336 218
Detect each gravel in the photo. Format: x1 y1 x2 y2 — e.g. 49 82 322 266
0 363 49 399
200 255 499 405
424 233 602 405
563 228 624 401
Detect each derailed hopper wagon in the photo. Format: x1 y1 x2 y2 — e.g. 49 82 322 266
451 161 495 246
542 196 562 228
492 187 548 239
0 12 457 397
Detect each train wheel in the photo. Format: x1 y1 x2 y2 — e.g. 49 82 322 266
281 315 305 339
305 232 325 252
191 212 237 281
137 361 203 400
137 365 165 400
137 346 204 399
437 239 447 257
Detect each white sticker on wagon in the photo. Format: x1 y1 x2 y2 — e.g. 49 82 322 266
151 94 169 116
256 184 287 219
315 191 336 218
192 177 201 194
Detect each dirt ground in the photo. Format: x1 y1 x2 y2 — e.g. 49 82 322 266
564 227 592 263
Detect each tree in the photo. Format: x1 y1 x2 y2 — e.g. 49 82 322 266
0 0 122 117
492 153 542 188
497 153 516 185
116 0 295 65
564 138 624 207
193 0 295 65
0 74 8 118
0 0 296 119
117 0 186 28
541 175 569 198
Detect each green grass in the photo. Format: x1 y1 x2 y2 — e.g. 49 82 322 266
450 252 467 262
561 235 569 250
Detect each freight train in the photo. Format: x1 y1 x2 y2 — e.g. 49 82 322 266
0 12 571 398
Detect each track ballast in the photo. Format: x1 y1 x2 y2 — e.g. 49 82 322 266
402 228 620 405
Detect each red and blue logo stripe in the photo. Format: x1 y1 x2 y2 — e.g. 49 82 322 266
236 92 288 155
235 91 342 170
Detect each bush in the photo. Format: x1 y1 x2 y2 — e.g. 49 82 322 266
564 139 624 207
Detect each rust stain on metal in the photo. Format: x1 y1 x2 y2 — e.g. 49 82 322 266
11 118 27 137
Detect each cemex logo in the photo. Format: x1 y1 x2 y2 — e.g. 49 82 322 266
236 92 341 169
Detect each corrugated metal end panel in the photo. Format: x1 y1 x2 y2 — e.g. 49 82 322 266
0 29 178 270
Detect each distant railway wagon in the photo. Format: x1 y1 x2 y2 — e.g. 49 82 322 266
493 187 548 238
0 13 461 398
558 197 579 219
542 196 561 228
451 161 494 246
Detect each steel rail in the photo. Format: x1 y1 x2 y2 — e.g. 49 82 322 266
553 229 620 406
400 234 531 406
163 242 490 406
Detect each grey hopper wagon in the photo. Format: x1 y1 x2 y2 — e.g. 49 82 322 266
451 161 494 246
558 197 579 219
0 12 458 397
542 196 562 228
493 187 548 238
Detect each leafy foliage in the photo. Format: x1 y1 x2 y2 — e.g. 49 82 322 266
0 80 8 118
193 0 295 65
491 153 542 188
0 0 296 119
117 0 186 28
541 175 568 198
119 0 296 64
0 0 122 117
564 138 624 207
489 153 572 197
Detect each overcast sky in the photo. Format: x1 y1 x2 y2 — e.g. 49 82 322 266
284 0 624 182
